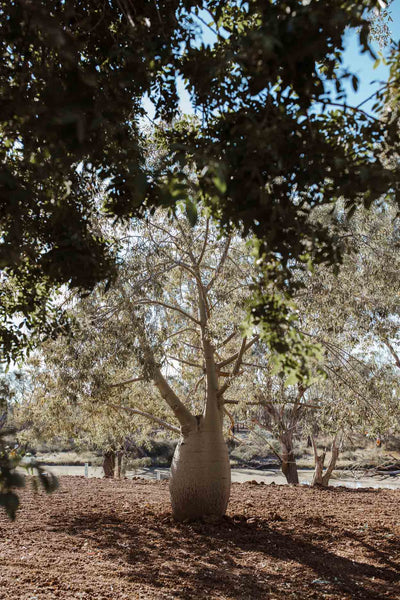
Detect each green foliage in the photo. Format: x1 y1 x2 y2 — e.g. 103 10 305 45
15 210 263 457
1 0 399 513
1 0 399 363
244 274 324 385
0 429 58 520
0 441 24 519
0 366 58 519
295 200 400 438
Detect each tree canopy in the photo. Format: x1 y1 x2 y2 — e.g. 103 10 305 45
13 198 399 514
1 0 399 362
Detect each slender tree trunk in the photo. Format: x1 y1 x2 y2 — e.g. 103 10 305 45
311 434 340 487
169 413 231 521
103 451 115 478
321 450 339 486
311 449 326 486
280 433 299 484
116 451 123 478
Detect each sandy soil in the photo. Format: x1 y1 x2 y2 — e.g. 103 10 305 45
0 477 399 600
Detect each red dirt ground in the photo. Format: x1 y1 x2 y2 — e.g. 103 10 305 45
0 477 399 600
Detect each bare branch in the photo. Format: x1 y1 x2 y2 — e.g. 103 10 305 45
181 340 202 351
383 339 400 369
227 254 249 279
233 337 248 374
168 258 200 281
206 236 231 291
289 384 306 429
147 220 187 251
217 337 249 400
217 371 244 399
165 327 199 341
311 435 319 462
224 406 235 436
132 315 196 429
185 375 205 403
321 101 383 124
356 84 387 110
217 335 259 369
195 266 211 322
135 299 200 325
216 330 238 350
108 376 146 389
197 216 210 265
224 399 320 409
166 355 204 370
321 432 342 486
106 402 180 434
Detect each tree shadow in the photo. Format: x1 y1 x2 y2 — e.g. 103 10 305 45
53 509 400 600
345 530 400 572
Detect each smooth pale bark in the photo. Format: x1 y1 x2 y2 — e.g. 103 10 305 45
170 281 231 521
280 433 299 484
312 450 326 486
169 414 231 521
134 317 195 431
311 435 340 487
137 316 229 521
132 260 250 520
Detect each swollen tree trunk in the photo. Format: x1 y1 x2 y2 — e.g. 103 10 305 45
103 451 115 478
280 432 299 484
133 269 242 521
168 279 231 522
169 413 231 521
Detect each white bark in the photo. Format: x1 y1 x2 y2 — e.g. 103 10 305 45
311 434 341 487
169 415 231 521
168 277 231 521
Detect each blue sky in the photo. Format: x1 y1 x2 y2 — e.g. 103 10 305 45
343 0 400 107
143 2 400 118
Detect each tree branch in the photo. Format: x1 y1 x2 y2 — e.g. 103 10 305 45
166 355 204 370
216 330 238 350
250 419 283 463
217 337 248 400
132 316 196 429
106 402 180 434
217 335 259 369
322 433 342 486
186 375 205 403
197 216 210 266
383 339 400 369
224 399 321 409
165 327 199 341
108 376 146 389
321 101 383 123
311 435 319 463
135 299 200 325
206 236 231 291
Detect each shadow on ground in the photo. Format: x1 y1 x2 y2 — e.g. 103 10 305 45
54 508 400 600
